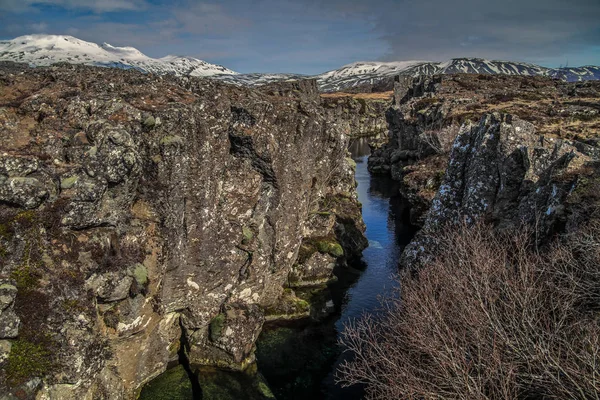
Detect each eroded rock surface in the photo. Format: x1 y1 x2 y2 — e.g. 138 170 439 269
0 63 366 399
321 93 391 146
402 112 598 267
370 74 600 226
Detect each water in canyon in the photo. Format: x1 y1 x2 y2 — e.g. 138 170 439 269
256 137 417 399
140 137 417 399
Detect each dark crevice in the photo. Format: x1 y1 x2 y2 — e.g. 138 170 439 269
228 131 278 190
178 317 203 399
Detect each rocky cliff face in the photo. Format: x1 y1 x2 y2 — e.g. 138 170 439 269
402 112 599 267
320 93 390 146
370 74 600 226
368 74 600 267
0 63 366 399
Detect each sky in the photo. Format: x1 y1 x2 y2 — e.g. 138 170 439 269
0 0 599 74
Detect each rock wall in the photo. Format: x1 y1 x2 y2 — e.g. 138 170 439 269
369 74 600 226
402 112 599 267
321 94 390 146
0 63 366 399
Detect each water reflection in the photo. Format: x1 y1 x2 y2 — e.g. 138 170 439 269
256 137 417 400
320 138 417 399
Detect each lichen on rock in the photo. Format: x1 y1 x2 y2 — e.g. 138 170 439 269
0 62 366 398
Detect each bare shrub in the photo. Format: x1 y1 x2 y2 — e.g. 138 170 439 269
338 223 600 399
422 124 460 154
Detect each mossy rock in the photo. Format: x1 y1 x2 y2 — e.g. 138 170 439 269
209 314 226 342
129 263 148 286
242 226 254 245
138 365 193 400
6 339 53 386
197 365 275 400
60 175 78 190
103 309 120 329
316 240 344 258
160 135 184 146
143 115 156 129
0 223 14 240
14 210 37 225
10 263 39 291
345 157 356 171
256 378 276 399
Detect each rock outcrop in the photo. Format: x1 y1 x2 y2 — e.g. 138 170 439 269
370 73 600 226
320 93 390 145
0 63 366 399
402 112 598 267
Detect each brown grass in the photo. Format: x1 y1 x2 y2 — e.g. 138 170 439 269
338 222 600 399
320 91 394 100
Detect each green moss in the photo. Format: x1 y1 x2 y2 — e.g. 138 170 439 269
61 298 82 313
291 298 310 312
0 283 16 290
209 314 226 342
14 210 36 224
257 381 275 398
10 263 39 291
242 226 254 245
265 291 311 319
160 135 184 146
6 339 52 386
143 115 156 129
60 175 78 190
346 157 356 171
130 263 148 286
0 223 12 240
138 365 193 400
316 240 344 258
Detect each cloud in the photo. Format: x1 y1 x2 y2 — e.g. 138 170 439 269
29 22 48 32
1 0 597 72
171 3 251 35
312 0 600 65
0 0 147 13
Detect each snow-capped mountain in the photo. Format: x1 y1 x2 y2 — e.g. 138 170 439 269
548 66 600 82
1 35 598 92
315 59 600 92
0 35 236 77
212 73 307 87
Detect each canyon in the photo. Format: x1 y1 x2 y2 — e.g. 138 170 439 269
0 62 366 399
1 57 600 399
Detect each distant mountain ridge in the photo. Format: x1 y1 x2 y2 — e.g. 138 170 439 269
1 34 598 92
0 34 236 77
313 59 600 92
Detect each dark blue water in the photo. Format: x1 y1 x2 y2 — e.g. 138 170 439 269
141 138 417 399
320 138 417 399
256 138 417 400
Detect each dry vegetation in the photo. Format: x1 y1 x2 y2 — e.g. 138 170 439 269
428 75 600 140
422 123 461 155
398 75 600 221
338 222 600 399
320 91 394 100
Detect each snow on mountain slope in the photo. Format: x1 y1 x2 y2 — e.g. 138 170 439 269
315 58 599 92
212 72 308 86
0 35 236 77
548 66 600 82
315 61 430 92
1 35 598 92
437 58 549 76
